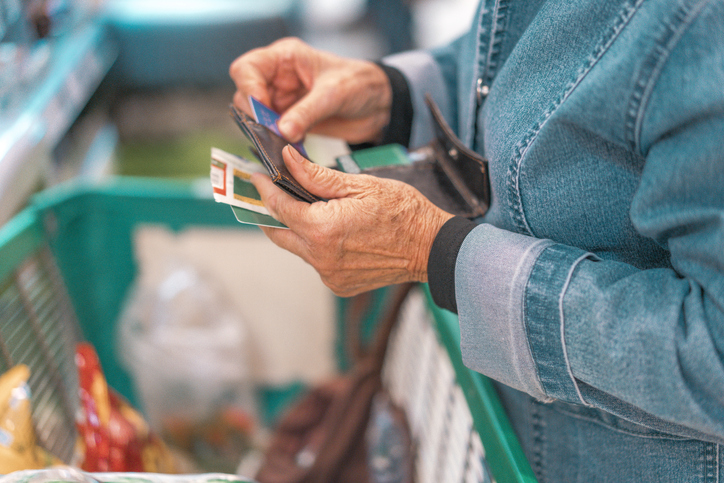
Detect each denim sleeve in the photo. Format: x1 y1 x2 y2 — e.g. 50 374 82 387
562 0 724 441
458 1 724 443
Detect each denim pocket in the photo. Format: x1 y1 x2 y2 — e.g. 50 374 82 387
530 399 721 482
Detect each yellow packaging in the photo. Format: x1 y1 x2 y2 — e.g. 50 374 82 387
0 365 62 473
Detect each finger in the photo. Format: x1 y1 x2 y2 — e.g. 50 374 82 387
257 224 307 259
282 146 368 200
277 83 339 142
233 91 253 116
250 171 310 229
229 49 277 109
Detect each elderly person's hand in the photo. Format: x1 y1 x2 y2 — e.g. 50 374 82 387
251 146 454 296
230 37 392 144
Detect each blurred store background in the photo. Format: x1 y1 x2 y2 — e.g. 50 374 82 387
0 0 477 472
0 0 478 222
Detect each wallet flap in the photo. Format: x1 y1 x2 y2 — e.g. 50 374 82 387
425 94 490 217
230 105 322 204
361 97 490 218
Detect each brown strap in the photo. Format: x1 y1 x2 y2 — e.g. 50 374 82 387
368 283 415 371
255 283 416 483
344 290 374 364
344 283 415 367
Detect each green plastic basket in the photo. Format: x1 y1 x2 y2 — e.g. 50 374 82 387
0 177 535 482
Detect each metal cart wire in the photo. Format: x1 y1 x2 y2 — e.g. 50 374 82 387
0 177 536 482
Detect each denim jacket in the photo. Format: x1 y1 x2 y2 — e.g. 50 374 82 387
383 0 724 480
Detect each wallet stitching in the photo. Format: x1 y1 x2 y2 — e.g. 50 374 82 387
250 129 316 199
230 105 320 203
243 121 321 203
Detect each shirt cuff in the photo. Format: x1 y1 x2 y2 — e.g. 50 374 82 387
427 216 476 313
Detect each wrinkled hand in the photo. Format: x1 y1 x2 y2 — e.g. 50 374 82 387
251 146 454 296
230 37 392 144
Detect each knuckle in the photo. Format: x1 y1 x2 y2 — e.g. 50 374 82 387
275 36 304 55
308 222 338 246
286 36 303 47
229 61 248 81
321 275 349 298
306 233 328 256
264 191 285 217
291 102 313 125
313 165 348 192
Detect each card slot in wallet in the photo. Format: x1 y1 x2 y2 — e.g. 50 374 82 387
230 105 323 204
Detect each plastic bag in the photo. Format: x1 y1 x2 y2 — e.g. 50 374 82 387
118 258 257 473
0 467 255 483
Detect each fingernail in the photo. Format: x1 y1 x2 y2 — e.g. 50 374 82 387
286 144 304 163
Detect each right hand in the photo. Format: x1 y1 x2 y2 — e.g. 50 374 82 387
229 37 392 144
250 146 454 297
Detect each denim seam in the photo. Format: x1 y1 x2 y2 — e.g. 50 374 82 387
526 244 593 403
706 442 717 482
464 1 493 146
483 0 510 87
507 0 644 237
467 0 509 147
520 238 557 402
551 406 696 441
628 0 715 153
559 252 595 407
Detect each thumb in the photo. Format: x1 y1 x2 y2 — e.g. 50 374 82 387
278 87 335 142
283 146 366 200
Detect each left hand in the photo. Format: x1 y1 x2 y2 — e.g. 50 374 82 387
229 37 392 144
250 146 454 296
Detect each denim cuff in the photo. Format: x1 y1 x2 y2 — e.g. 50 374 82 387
525 244 597 405
456 224 553 400
381 50 451 148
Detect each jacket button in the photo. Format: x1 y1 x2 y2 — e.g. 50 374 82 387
476 78 490 104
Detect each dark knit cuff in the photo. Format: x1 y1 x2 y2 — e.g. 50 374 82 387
375 62 413 148
427 216 477 313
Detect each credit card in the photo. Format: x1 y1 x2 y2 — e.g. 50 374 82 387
249 96 308 157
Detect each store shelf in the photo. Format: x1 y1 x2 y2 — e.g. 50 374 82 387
101 0 300 88
0 20 117 224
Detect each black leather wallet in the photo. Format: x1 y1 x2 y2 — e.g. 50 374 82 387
357 95 490 218
230 106 322 203
229 95 490 218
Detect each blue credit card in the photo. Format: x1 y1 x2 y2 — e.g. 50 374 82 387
249 96 308 157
